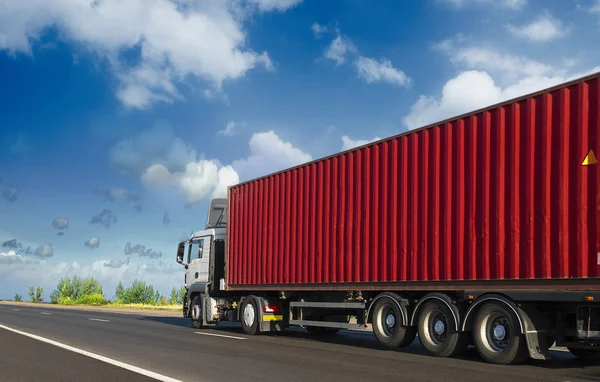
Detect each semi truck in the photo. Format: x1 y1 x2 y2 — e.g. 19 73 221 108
176 72 600 365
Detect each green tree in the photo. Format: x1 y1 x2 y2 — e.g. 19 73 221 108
123 280 155 305
169 287 178 304
177 286 186 305
13 293 22 302
29 286 43 303
115 281 125 303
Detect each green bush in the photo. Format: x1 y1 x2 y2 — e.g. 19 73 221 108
76 293 107 305
13 293 22 302
50 276 103 304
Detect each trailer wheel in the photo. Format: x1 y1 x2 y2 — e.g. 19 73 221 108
240 296 259 335
190 295 205 329
567 347 600 360
472 301 528 365
372 297 416 348
417 300 468 357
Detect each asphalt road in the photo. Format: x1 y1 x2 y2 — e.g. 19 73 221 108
1 304 599 382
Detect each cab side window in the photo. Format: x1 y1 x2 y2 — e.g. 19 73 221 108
186 238 205 262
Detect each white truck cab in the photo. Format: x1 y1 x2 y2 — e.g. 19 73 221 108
176 198 228 322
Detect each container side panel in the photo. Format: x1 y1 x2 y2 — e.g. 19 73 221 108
330 157 338 283
429 127 440 281
382 141 391 281
522 98 536 279
309 163 317 283
465 116 478 279
373 145 381 282
346 152 354 282
477 112 492 280
591 78 600 278
390 140 399 281
419 131 429 280
227 76 600 287
399 138 408 281
362 149 371 282
354 151 362 282
441 123 453 280
339 154 347 283
507 102 522 280
304 165 310 284
453 120 466 280
324 160 331 282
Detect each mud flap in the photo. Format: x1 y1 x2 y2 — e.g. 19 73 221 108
517 305 552 361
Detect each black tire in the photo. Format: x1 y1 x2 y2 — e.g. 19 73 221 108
372 297 417 348
190 295 205 329
240 296 260 335
568 347 600 360
417 300 469 358
472 301 529 365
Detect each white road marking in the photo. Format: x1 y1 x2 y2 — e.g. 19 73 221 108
194 331 247 340
12 309 20 311
88 318 110 323
0 324 185 382
40 312 52 315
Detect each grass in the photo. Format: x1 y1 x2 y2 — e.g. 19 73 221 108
102 303 183 311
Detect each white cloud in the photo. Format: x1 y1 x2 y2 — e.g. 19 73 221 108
439 0 526 9
231 130 313 181
0 250 40 265
354 56 412 87
0 0 297 109
109 122 197 176
325 35 357 65
142 160 240 205
450 47 555 81
218 121 238 136
322 31 411 87
311 22 328 37
132 126 310 204
246 0 303 12
341 135 382 151
403 67 600 130
507 12 569 42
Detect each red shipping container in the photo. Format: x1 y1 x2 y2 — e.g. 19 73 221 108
226 73 600 291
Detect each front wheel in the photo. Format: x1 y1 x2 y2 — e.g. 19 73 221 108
190 295 205 329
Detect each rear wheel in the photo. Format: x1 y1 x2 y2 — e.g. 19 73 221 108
417 300 469 357
372 297 416 348
240 296 259 335
472 302 529 365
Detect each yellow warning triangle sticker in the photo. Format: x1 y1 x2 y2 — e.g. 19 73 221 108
582 149 598 166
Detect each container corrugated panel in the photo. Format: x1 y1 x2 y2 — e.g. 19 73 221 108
226 73 600 290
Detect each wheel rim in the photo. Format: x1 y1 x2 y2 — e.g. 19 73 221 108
480 313 511 352
192 304 201 320
376 304 398 337
424 309 448 345
243 302 255 327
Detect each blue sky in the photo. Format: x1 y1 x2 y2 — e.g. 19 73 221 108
1 0 600 300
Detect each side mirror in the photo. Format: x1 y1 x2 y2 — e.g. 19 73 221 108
176 242 186 264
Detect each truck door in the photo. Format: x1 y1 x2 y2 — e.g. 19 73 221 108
185 236 211 286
